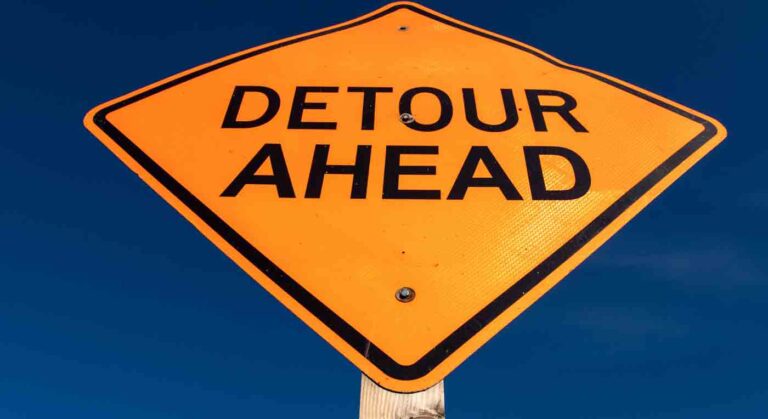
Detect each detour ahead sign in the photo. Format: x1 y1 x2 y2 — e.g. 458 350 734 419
85 2 725 392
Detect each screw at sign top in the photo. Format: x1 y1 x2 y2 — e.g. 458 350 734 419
396 287 415 303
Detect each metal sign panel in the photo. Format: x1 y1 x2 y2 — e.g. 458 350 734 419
84 2 726 392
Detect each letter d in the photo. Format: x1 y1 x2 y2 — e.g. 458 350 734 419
222 86 280 128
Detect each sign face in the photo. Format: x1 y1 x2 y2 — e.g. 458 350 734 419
84 2 726 392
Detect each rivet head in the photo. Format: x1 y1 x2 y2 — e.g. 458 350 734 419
399 113 415 124
395 287 415 303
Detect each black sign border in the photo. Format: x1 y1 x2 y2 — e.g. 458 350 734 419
91 3 720 389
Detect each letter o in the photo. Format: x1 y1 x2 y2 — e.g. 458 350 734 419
399 87 453 132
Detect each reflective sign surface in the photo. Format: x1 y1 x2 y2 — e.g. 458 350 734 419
85 2 726 392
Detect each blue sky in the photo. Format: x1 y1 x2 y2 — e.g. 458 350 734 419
1 0 766 417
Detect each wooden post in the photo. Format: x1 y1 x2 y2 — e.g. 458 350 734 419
359 374 445 419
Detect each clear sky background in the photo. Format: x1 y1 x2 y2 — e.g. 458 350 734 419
1 0 766 417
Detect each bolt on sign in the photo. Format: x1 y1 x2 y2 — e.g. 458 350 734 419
85 2 726 392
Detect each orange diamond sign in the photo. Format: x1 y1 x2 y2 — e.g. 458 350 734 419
84 2 725 392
